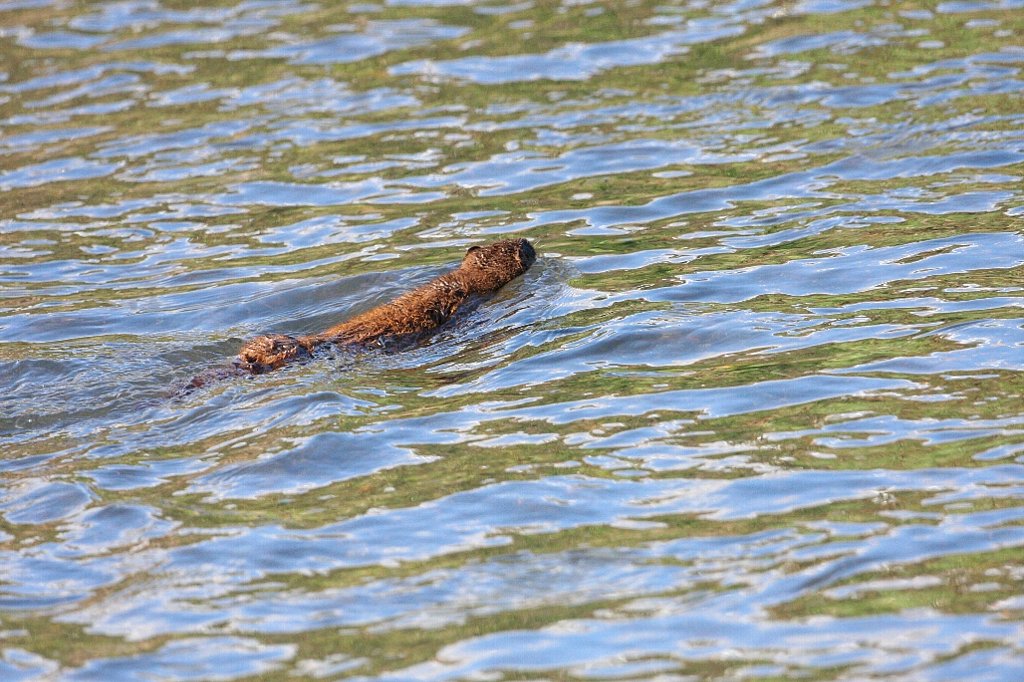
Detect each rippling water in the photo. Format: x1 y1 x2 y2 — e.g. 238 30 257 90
2 0 1023 679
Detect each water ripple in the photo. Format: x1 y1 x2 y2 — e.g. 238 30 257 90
2 0 1022 678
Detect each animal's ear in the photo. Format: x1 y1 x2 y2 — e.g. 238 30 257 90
466 245 482 255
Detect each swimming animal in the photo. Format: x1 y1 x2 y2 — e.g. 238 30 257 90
187 238 535 388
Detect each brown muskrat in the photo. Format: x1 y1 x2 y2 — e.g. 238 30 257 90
187 238 535 388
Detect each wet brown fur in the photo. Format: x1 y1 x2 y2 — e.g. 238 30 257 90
234 238 535 374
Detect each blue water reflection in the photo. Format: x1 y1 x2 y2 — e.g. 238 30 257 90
1 0 1023 679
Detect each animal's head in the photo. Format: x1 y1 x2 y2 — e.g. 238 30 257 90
236 334 310 373
460 238 536 292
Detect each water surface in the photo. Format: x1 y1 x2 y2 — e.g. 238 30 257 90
1 0 1023 679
